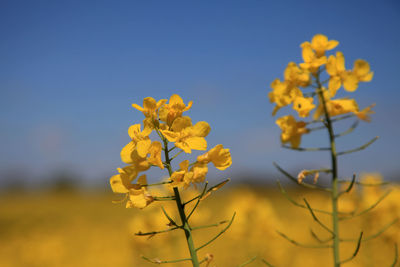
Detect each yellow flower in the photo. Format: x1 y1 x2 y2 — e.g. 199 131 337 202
352 59 374 83
326 52 373 94
159 94 193 126
326 52 355 95
197 144 232 170
292 96 315 118
120 124 152 163
310 34 339 57
314 98 359 119
161 117 210 153
313 90 360 119
190 162 208 183
170 160 210 188
269 79 303 115
132 97 167 119
276 115 309 148
110 172 154 209
299 42 327 73
355 104 375 122
147 141 164 169
126 175 154 209
284 62 311 87
170 160 194 189
110 165 138 193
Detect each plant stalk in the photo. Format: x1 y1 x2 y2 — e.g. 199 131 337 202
162 135 200 267
316 71 340 267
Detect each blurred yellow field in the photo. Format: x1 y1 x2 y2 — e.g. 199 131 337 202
1 180 398 267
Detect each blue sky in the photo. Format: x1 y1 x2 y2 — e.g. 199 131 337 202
1 0 399 185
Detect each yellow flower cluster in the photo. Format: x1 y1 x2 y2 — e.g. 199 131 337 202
269 34 375 148
110 94 232 208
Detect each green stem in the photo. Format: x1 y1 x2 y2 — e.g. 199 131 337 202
162 135 200 267
315 70 340 267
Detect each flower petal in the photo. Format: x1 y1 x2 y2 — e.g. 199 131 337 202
186 136 207 151
191 121 211 137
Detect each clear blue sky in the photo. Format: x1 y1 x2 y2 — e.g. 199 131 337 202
1 0 399 185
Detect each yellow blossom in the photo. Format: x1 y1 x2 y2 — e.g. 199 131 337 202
110 166 138 193
313 89 360 119
161 118 210 153
276 115 309 148
110 167 154 209
310 34 339 57
355 104 375 122
326 52 373 94
170 160 194 189
120 124 152 162
132 97 167 119
326 51 355 95
269 79 303 115
190 162 208 183
352 59 374 84
284 62 311 87
197 144 232 170
147 141 164 169
126 175 154 209
293 96 315 118
159 94 193 126
299 42 327 73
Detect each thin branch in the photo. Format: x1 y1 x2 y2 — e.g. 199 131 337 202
183 179 230 205
277 181 334 215
135 226 180 236
187 182 208 221
161 206 179 227
196 212 236 251
390 244 398 267
304 198 335 235
337 136 379 156
339 232 363 264
341 219 399 242
170 150 183 161
237 256 257 267
307 114 354 125
274 162 331 191
282 145 331 152
276 230 332 248
339 190 391 220
190 219 229 231
141 255 191 264
310 229 334 243
308 125 326 132
261 259 275 267
338 180 390 187
320 77 330 85
334 120 359 138
338 174 356 197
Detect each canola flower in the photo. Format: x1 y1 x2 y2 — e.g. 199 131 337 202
110 94 232 266
266 34 396 267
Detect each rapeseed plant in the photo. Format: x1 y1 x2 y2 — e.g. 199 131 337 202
110 94 233 266
267 34 398 266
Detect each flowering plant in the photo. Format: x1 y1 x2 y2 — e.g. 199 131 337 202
267 34 397 266
110 94 233 266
